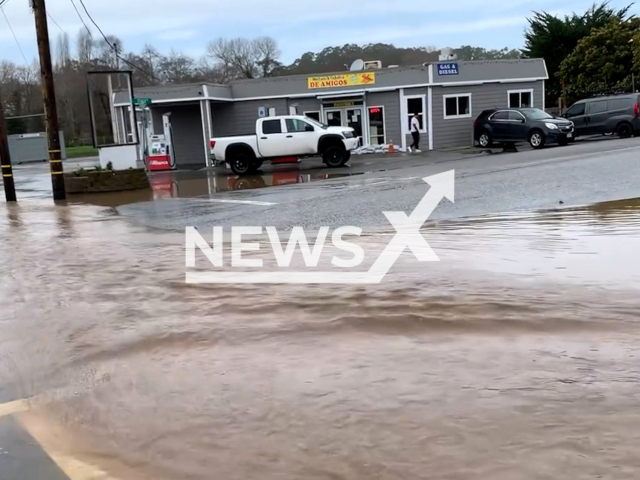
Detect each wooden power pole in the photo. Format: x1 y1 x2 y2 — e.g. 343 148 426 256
0 90 17 202
31 0 66 200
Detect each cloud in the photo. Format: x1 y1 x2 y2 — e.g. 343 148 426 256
3 0 636 66
156 29 198 41
274 16 531 61
2 0 551 41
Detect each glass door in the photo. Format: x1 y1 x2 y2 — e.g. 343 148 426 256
325 109 342 127
346 107 363 146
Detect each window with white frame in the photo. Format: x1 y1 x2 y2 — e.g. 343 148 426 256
508 90 533 108
443 94 471 119
368 106 386 145
405 95 426 132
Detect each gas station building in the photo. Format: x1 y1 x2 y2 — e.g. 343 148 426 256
112 58 548 170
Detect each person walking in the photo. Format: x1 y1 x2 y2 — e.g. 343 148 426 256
408 113 421 153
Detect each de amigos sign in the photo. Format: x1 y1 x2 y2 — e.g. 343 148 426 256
307 72 376 89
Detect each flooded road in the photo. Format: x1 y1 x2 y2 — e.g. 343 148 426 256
2 192 640 479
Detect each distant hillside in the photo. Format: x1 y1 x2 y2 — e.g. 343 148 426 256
276 43 522 75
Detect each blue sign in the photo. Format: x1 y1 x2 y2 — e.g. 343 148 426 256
437 63 459 76
258 106 267 118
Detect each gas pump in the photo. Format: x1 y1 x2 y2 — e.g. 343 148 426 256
146 112 176 171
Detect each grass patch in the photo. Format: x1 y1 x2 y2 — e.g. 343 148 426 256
66 145 98 158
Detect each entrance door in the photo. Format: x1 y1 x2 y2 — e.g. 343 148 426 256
325 109 342 127
346 107 363 146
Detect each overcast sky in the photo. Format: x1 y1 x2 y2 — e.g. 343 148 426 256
1 0 637 66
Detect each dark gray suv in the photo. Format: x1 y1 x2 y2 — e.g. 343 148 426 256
562 94 640 138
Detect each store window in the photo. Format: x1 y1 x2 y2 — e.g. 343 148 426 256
444 94 471 118
368 106 386 145
304 111 320 121
405 95 426 132
508 90 533 108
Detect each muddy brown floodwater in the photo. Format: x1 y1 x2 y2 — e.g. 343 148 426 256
2 198 640 480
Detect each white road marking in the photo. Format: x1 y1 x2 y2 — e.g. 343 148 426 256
206 199 278 206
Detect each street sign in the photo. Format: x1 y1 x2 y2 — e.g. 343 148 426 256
437 63 459 76
133 97 152 107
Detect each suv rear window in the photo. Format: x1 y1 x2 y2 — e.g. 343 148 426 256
490 111 509 121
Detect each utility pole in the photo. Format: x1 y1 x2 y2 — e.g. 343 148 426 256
0 90 17 202
31 0 66 200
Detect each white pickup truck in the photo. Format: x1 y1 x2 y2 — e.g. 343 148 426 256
209 115 359 175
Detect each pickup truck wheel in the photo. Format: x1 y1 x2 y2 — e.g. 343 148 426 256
229 153 254 176
323 146 347 167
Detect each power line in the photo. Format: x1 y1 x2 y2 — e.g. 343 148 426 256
68 0 91 36
1 4 29 64
0 0 13 10
47 11 67 36
75 0 160 83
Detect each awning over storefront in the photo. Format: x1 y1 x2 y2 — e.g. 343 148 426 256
316 90 365 100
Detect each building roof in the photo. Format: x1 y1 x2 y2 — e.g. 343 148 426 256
114 58 548 106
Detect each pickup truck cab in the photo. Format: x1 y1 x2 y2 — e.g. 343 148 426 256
209 115 359 175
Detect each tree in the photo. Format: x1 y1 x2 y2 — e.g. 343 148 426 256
558 18 640 98
207 36 282 79
55 33 71 68
76 29 94 64
454 46 522 61
522 1 633 105
280 43 440 76
96 35 123 68
158 50 196 84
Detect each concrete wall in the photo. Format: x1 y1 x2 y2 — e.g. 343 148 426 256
6 132 67 163
431 80 544 148
165 103 206 168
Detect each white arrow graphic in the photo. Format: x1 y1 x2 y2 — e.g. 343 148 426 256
186 170 455 284
366 169 455 282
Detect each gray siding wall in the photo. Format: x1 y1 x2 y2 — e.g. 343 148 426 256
211 99 288 136
436 59 547 85
115 83 231 104
150 107 164 133
210 102 236 136
231 66 430 99
366 91 401 146
287 98 322 116
431 80 544 148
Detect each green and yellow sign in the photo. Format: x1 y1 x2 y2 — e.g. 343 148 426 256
307 72 376 89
